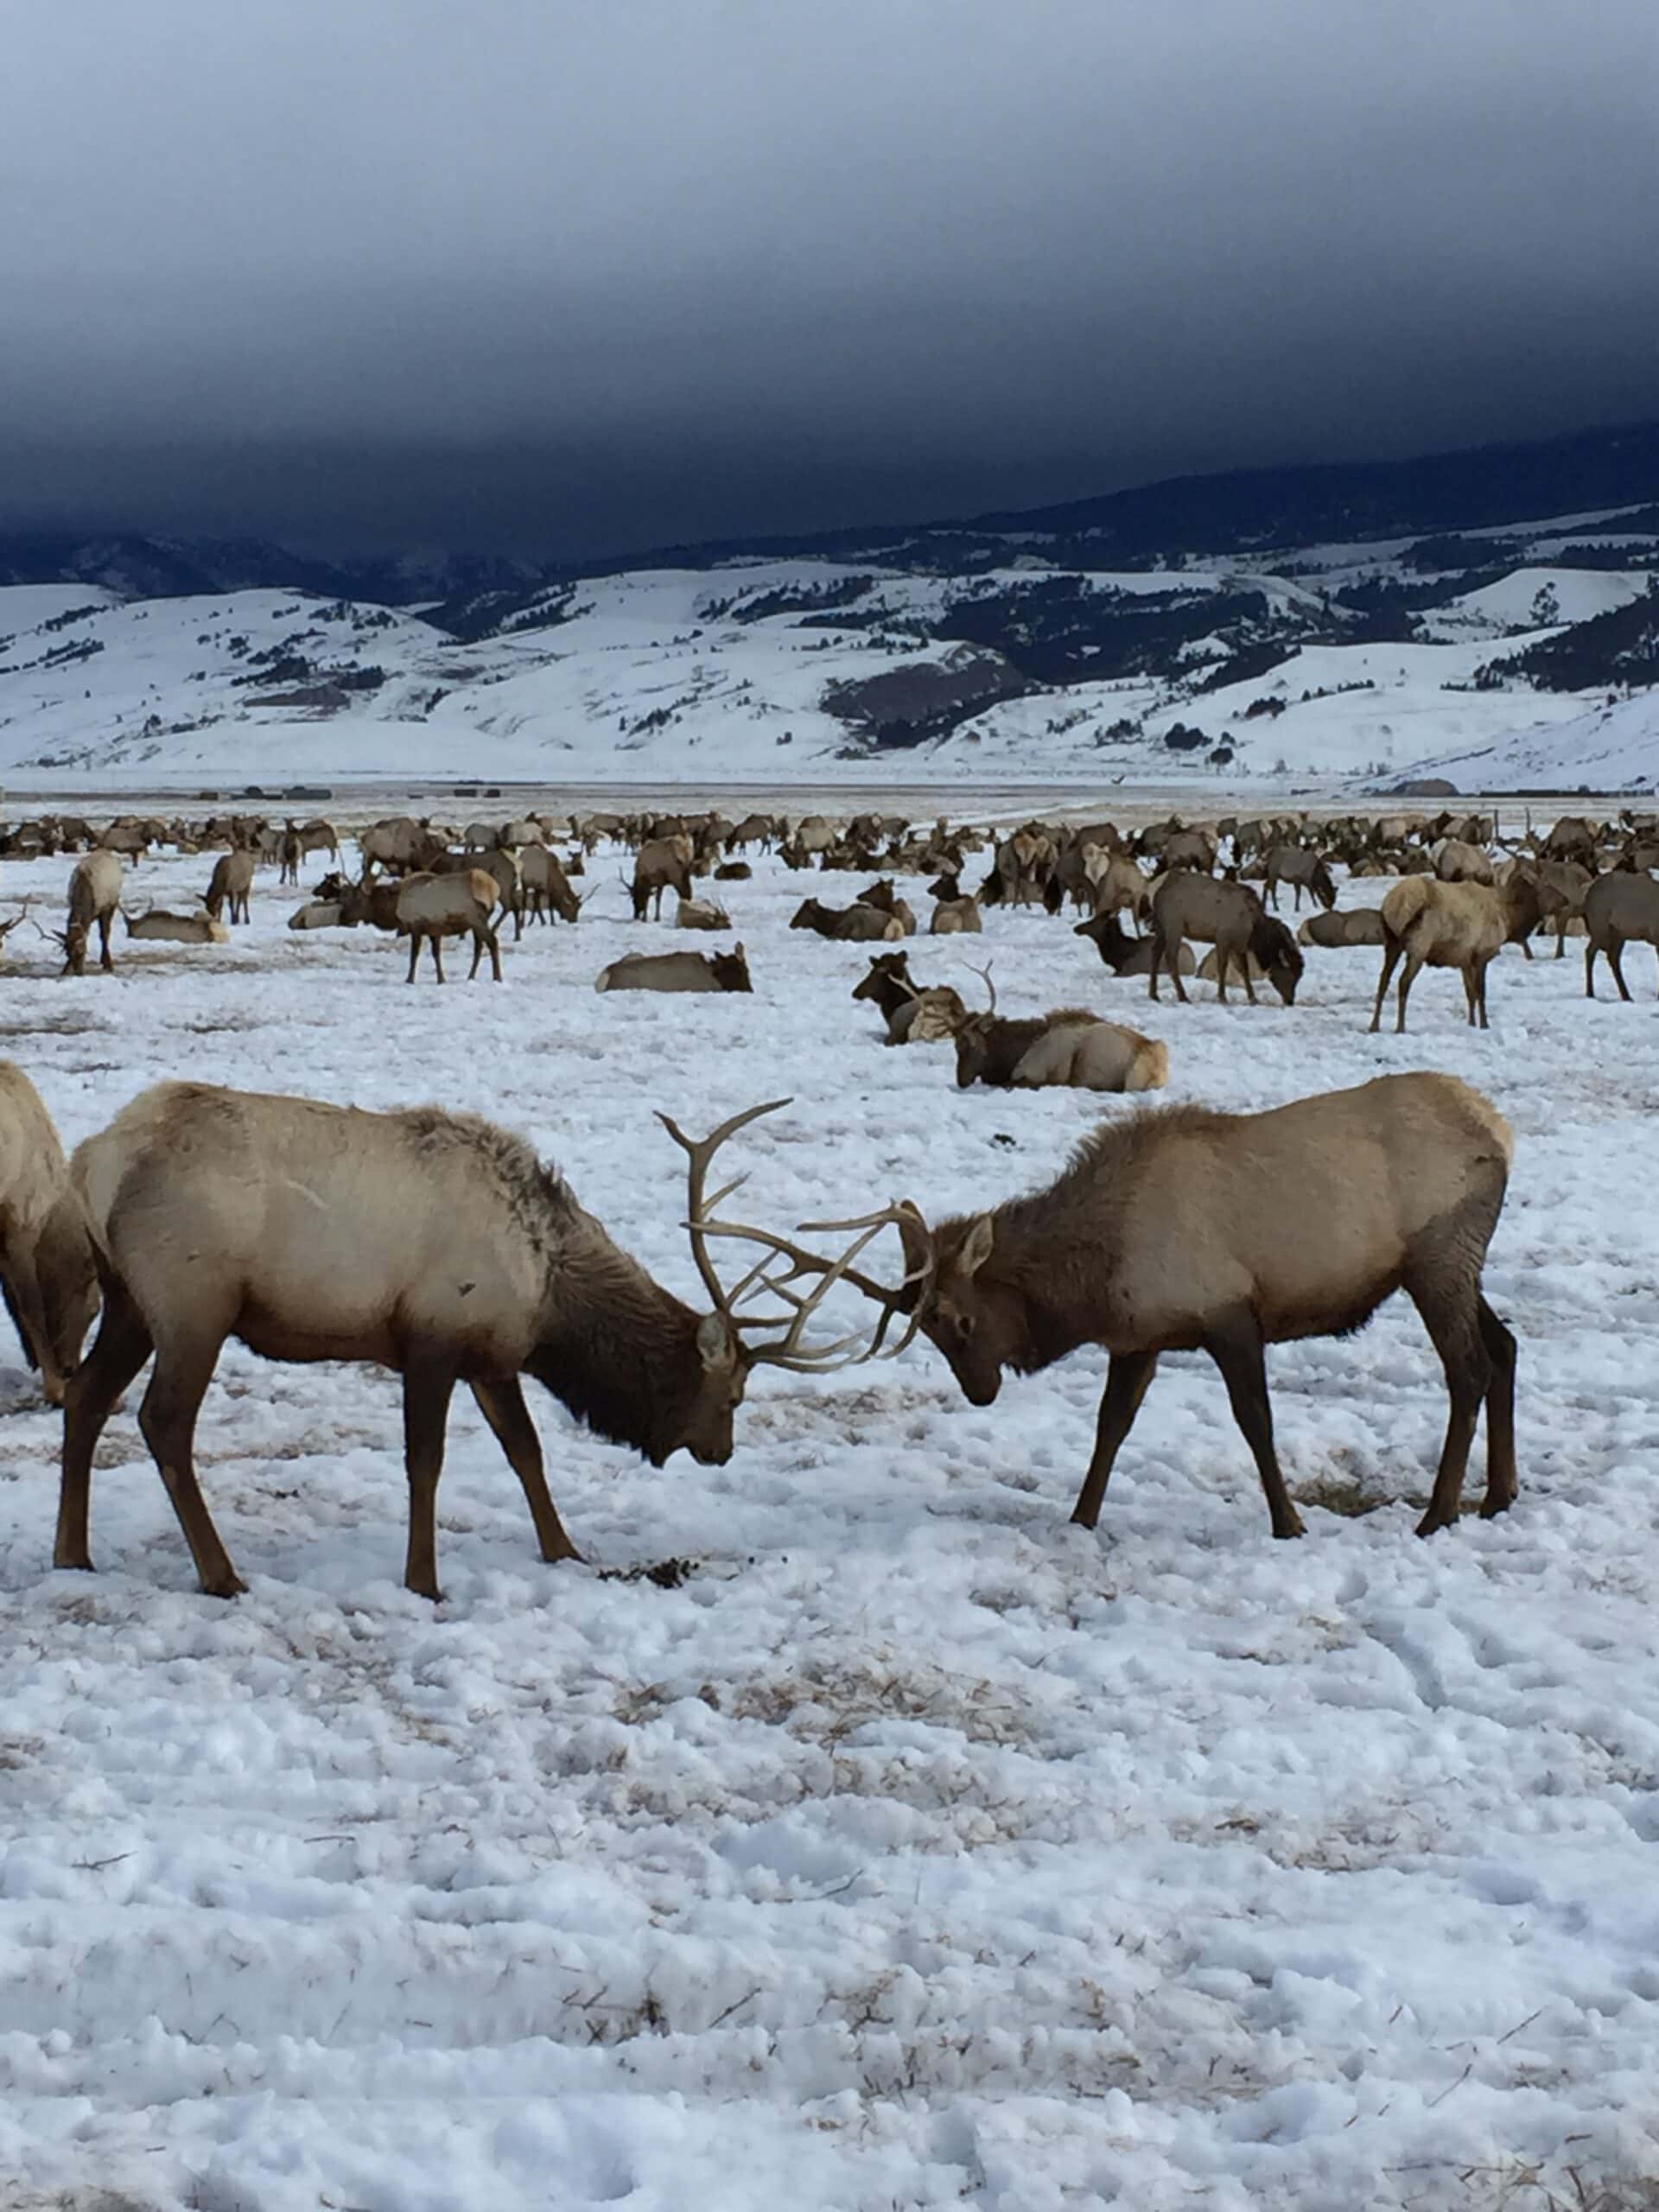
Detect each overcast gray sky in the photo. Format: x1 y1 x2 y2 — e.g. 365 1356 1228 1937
5 0 1658 559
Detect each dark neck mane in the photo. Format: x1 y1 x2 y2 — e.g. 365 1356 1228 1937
526 1231 699 1460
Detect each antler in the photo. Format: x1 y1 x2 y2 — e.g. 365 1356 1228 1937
968 958 996 1014
655 1099 935 1370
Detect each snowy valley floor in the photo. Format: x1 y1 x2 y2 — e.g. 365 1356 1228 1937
1 848 1658 2209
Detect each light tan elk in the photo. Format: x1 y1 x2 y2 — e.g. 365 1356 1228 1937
1002 1020 1167 1094
595 947 752 993
58 1089 910 1598
1368 878 1504 1033
863 1073 1516 1541
1147 876 1303 1005
851 951 967 1044
675 898 731 931
1433 837 1496 886
0 1063 99 1405
1299 907 1387 948
204 849 255 925
930 893 982 935
396 870 503 982
123 908 229 946
1583 873 1659 999
62 851 124 975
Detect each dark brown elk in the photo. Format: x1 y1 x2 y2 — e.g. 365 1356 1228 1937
335 878 404 932
1263 847 1338 912
631 836 696 919
791 898 904 943
1147 876 1303 1005
1074 912 1196 978
62 851 124 975
866 1073 1516 1540
595 947 752 993
855 880 918 934
395 871 504 982
714 860 753 881
1298 908 1387 948
204 849 255 925
57 1088 899 1598
1583 873 1659 999
278 824 302 886
851 951 966 1044
0 1062 99 1405
725 813 779 854
1368 879 1504 1033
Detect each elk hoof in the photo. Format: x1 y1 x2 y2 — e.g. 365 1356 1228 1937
200 1572 250 1599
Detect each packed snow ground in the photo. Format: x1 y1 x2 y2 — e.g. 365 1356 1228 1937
1 841 1659 2210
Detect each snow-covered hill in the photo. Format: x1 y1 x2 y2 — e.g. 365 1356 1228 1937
1 498 1655 791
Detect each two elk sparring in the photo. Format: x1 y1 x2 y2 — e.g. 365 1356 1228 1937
56 1088 919 1598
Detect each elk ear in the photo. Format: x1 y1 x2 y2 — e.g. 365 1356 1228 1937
696 1312 736 1370
958 1214 995 1277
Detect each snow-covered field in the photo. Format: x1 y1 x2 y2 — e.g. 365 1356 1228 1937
2 842 1659 2210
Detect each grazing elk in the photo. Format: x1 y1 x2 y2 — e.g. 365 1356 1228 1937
595 947 753 993
1263 846 1338 913
1368 878 1504 1033
57 1088 902 1597
631 836 696 920
861 1074 1516 1540
791 898 904 943
518 843 582 925
1582 873 1659 1000
1147 876 1303 1006
851 951 966 1045
204 849 255 925
395 871 504 982
62 851 124 975
0 1063 99 1406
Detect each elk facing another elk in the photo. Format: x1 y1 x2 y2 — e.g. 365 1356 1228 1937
868 1074 1516 1541
58 1088 904 1598
0 1063 99 1406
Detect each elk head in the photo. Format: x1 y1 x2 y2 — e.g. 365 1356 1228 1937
892 1208 1016 1406
851 951 913 1003
1255 918 1305 1005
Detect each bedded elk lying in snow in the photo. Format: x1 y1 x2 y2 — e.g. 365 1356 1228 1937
791 897 905 943
1368 878 1505 1033
56 1088 914 1597
595 946 753 993
954 1001 1167 1093
1147 876 1303 1006
844 1074 1516 1541
1298 907 1387 948
1262 846 1338 912
851 951 966 1044
204 849 255 925
1074 912 1197 978
1582 872 1659 999
288 900 343 931
930 894 982 935
675 898 731 931
123 908 230 946
855 880 918 934
61 851 124 976
0 1063 99 1406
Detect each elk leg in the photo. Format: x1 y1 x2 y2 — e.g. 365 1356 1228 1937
98 912 114 973
484 925 502 982
1203 1314 1305 1538
0 1243 61 1402
1476 1299 1518 1518
1477 954 1493 1029
1242 948 1259 1006
430 935 447 984
1071 1351 1158 1529
1395 950 1425 1033
1369 941 1404 1032
56 1281 154 1572
1607 937 1631 1002
403 1358 458 1599
470 1376 581 1564
404 931 421 983
1408 1277 1492 1536
137 1334 244 1596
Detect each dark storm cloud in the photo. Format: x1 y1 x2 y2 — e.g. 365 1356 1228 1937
4 0 1658 558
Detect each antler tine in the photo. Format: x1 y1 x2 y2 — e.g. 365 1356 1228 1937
967 958 996 1014
656 1096 794 1313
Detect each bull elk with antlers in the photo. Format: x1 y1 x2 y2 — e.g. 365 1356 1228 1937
57 1087 915 1599
841 1074 1516 1541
